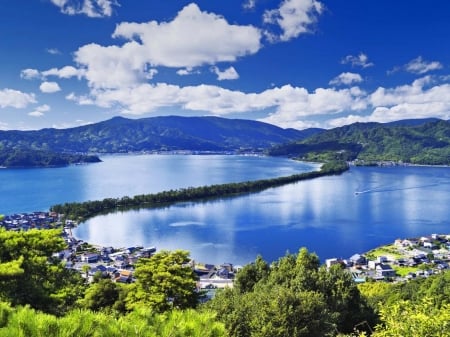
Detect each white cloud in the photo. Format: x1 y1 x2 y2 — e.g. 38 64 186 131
46 48 62 55
327 77 450 127
52 120 93 129
0 89 36 108
243 0 257 10
28 104 50 117
20 68 41 80
67 81 367 128
111 4 261 67
50 0 119 18
405 56 443 74
65 71 450 129
177 68 200 76
211 66 239 80
40 81 62 93
42 66 85 79
263 0 323 42
73 4 261 89
341 53 374 68
21 66 85 81
329 72 363 86
0 122 9 130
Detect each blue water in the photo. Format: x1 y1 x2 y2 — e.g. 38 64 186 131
0 154 318 215
1 155 449 265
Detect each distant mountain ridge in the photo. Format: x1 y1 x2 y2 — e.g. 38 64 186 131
0 116 321 154
269 119 450 165
1 116 448 167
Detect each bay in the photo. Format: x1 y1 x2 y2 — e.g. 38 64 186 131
75 159 450 265
1 154 449 265
0 154 318 215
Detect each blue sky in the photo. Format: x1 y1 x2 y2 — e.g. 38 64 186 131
1 0 450 130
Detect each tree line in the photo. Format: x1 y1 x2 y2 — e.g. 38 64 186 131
50 161 349 221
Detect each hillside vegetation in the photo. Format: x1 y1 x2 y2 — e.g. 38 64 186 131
0 116 319 154
0 147 101 168
269 119 450 165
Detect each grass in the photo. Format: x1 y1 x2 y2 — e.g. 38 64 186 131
365 244 403 261
391 265 419 277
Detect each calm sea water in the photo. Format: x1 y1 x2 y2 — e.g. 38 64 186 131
1 155 449 264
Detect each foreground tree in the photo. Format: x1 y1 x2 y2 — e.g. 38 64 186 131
371 298 450 337
0 303 226 337
126 250 199 313
208 248 375 336
0 228 84 314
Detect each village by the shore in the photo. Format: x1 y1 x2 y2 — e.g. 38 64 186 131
1 210 450 296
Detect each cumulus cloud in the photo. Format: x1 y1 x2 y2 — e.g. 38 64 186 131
66 81 368 128
326 76 450 128
341 53 374 68
73 3 261 89
329 72 363 86
21 66 85 81
50 0 119 18
112 4 261 67
28 104 50 117
42 66 85 79
263 0 323 42
405 56 442 74
40 81 62 93
65 70 450 129
0 89 36 108
211 66 239 80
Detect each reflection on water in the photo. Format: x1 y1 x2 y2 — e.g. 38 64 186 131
75 165 450 265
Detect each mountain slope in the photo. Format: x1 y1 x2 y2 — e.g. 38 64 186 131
269 119 450 165
0 116 322 153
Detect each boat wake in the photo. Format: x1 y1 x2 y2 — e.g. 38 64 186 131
355 181 446 196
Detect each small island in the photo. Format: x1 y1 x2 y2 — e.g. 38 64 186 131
0 148 101 168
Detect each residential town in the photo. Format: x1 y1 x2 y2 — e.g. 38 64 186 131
327 233 450 282
1 211 450 290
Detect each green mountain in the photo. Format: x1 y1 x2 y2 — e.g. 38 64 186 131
0 116 320 154
268 119 450 165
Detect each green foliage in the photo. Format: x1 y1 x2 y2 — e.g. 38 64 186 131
127 250 199 313
0 147 101 168
78 279 124 312
0 115 310 155
372 298 450 337
208 248 374 336
0 304 226 337
0 228 85 315
234 255 269 294
269 120 450 165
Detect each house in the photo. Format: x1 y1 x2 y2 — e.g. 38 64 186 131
115 270 133 283
376 256 388 263
325 258 341 269
367 260 378 269
81 253 99 263
423 241 438 250
92 264 107 274
112 255 128 268
375 264 396 278
349 254 366 266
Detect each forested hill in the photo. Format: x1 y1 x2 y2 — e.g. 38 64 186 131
0 148 101 168
268 119 450 165
0 116 321 154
